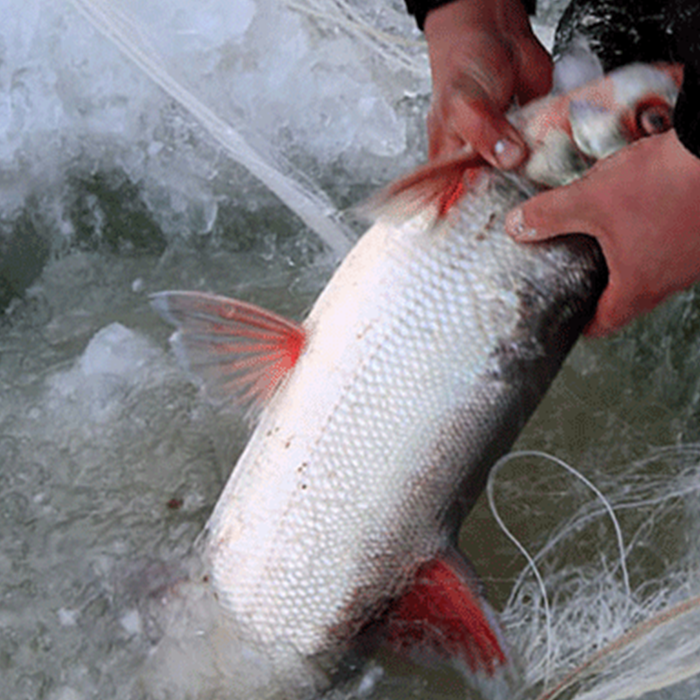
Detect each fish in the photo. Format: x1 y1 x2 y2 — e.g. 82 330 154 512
151 61 683 699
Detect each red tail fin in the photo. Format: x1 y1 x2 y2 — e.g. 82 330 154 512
382 549 509 677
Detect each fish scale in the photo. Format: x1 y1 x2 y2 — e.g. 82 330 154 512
151 61 683 699
207 173 596 657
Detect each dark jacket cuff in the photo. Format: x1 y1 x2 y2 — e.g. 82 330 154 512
672 2 700 159
674 64 700 159
404 0 537 31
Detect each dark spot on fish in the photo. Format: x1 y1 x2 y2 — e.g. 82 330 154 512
475 213 498 241
300 483 308 490
296 461 309 474
284 439 292 449
202 575 210 583
167 498 183 510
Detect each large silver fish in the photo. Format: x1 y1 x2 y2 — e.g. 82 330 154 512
152 62 682 698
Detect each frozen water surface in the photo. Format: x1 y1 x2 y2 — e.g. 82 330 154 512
2 1 700 699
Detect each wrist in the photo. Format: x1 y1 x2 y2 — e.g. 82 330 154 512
424 0 530 39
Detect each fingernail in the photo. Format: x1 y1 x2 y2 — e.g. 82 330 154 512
506 208 537 239
493 139 523 169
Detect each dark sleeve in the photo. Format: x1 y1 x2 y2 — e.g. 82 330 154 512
674 67 700 158
404 0 537 31
671 1 700 158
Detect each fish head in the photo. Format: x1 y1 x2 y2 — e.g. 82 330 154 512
372 62 683 225
517 62 683 187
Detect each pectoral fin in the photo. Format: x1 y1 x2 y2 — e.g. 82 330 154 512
382 549 510 679
151 291 305 411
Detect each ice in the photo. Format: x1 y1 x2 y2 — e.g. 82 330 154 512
46 322 164 425
58 608 79 627
0 306 236 698
77 322 161 378
119 609 143 636
2 0 700 698
0 0 428 286
51 690 83 700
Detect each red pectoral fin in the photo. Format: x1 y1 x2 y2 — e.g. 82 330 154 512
366 150 488 222
383 550 508 677
151 291 305 411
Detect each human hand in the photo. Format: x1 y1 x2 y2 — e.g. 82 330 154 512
423 0 552 167
506 130 700 337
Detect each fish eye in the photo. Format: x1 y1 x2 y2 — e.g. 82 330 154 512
636 102 673 136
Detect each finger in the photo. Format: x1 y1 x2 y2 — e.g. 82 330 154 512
449 96 526 169
426 108 444 160
427 107 465 160
585 272 671 338
582 282 631 338
505 184 604 243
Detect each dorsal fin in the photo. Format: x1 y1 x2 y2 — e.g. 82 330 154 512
151 291 305 412
366 150 487 222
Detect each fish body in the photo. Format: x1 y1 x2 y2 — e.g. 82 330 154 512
152 62 682 698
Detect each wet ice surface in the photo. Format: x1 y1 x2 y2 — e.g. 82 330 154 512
3 1 700 699
0 246 328 700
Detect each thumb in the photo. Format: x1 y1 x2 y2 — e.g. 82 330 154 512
449 92 527 170
505 183 603 243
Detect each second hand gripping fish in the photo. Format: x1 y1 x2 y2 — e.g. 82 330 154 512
152 61 682 698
